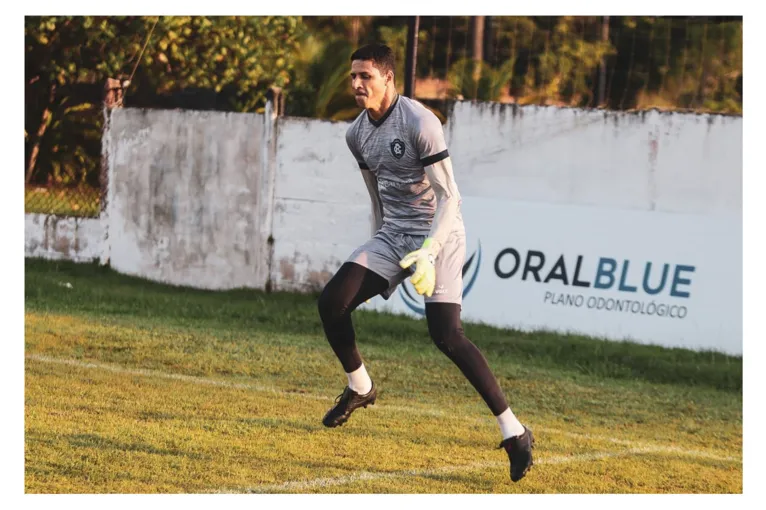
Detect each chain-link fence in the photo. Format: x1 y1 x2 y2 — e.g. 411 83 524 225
25 77 120 219
25 185 101 218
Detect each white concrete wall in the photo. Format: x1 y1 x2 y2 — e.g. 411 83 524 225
271 104 742 294
25 213 103 263
270 117 371 292
27 100 741 351
104 107 275 290
445 103 742 214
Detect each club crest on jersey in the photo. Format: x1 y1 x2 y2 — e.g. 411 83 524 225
390 139 405 159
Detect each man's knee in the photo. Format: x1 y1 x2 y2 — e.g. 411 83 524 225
426 303 466 354
318 262 387 327
317 285 348 326
428 321 466 355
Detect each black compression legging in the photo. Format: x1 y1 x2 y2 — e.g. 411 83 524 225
318 262 510 416
317 262 389 373
425 302 509 416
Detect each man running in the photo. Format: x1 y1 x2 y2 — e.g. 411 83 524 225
317 43 534 482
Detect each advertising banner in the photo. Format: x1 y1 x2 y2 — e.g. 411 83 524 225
366 197 742 355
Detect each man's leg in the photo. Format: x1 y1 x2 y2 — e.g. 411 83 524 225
318 261 388 374
424 303 510 415
424 302 535 482
423 228 535 481
317 261 389 427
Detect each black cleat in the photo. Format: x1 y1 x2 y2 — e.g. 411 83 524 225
499 426 535 482
322 382 377 428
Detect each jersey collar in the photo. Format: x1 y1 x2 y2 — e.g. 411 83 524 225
366 94 400 128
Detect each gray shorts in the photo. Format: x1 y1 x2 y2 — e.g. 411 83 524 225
347 228 466 305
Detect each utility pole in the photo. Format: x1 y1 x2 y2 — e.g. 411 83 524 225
404 16 419 98
483 16 494 64
598 16 610 106
472 16 485 64
471 16 486 95
351 17 360 46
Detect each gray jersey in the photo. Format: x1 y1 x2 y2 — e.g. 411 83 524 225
346 95 464 236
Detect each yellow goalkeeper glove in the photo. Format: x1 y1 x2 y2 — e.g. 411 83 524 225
399 238 438 297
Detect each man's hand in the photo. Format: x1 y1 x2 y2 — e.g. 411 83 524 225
399 238 438 297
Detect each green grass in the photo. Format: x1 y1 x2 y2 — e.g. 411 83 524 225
24 259 742 493
25 185 100 218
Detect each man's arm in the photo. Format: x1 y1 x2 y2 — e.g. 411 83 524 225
346 127 383 236
362 169 396 300
360 169 384 236
399 109 460 297
423 157 461 256
413 111 460 257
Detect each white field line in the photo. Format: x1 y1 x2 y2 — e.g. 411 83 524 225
218 446 738 494
26 353 332 401
26 354 742 468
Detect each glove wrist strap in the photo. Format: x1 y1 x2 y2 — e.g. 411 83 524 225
422 237 440 257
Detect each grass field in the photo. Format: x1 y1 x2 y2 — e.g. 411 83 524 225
24 259 743 494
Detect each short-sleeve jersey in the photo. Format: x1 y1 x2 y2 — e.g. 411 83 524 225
345 94 462 235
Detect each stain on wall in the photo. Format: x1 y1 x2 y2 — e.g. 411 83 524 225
105 108 273 290
25 213 103 262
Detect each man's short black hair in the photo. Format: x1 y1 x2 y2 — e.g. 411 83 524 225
350 44 395 77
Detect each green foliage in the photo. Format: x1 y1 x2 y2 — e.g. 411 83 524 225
283 21 432 120
627 17 743 113
471 16 740 111
446 58 516 101
535 17 615 105
139 16 304 111
488 16 614 106
376 24 430 94
284 35 358 120
377 25 408 90
25 16 305 189
25 16 144 186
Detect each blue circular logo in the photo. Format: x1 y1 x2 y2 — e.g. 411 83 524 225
399 240 482 315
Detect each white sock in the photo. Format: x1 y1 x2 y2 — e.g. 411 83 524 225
496 407 525 440
346 364 372 395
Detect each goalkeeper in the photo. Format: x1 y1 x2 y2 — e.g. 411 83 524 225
317 43 534 482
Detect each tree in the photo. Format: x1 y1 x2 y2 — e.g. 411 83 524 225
25 16 148 185
606 16 742 112
447 58 516 101
284 35 358 120
131 16 304 111
25 16 305 186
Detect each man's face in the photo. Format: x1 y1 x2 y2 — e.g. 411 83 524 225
350 59 391 110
